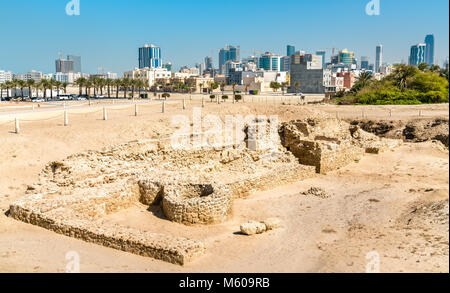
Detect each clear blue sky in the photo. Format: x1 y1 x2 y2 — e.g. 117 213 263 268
0 0 448 74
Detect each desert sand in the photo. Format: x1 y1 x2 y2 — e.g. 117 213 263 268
0 97 448 273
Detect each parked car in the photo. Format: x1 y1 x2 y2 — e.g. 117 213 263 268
32 98 45 103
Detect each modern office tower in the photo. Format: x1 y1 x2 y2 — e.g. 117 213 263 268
316 51 326 69
218 45 240 74
375 44 383 73
361 56 370 70
139 44 162 69
67 55 82 73
258 52 283 71
205 56 213 70
338 49 354 65
409 43 426 66
424 34 435 66
281 56 291 72
56 58 74 73
163 62 173 72
287 45 296 57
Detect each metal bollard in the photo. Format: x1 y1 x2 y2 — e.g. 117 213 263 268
162 101 165 113
202 97 205 108
64 110 69 126
183 99 186 110
135 104 138 116
103 107 107 120
15 118 20 134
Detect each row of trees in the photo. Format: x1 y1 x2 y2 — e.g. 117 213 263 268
336 63 449 105
0 79 69 101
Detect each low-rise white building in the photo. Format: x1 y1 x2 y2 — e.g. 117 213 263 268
0 70 13 83
123 67 172 87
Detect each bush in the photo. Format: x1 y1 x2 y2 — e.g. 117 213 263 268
235 94 242 102
222 95 229 101
161 93 170 99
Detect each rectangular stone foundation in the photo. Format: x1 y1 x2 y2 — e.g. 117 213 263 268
9 203 205 266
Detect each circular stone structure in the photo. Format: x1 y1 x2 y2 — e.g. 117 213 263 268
162 183 232 225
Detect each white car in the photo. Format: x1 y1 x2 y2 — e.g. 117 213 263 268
32 98 45 103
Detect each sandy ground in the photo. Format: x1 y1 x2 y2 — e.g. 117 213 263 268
0 98 448 273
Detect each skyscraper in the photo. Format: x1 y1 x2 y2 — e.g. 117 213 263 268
424 34 435 66
316 51 326 69
67 55 82 73
139 44 162 69
409 43 426 66
55 58 74 73
375 44 383 73
287 45 296 57
219 45 240 74
360 56 370 70
205 56 213 70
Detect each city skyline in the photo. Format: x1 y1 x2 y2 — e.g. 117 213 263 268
0 0 448 74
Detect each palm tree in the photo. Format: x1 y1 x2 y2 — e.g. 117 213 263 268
48 79 56 100
113 79 121 99
17 80 26 101
105 78 113 99
355 72 373 88
85 80 92 99
62 82 69 94
55 80 63 97
26 79 36 99
11 79 18 100
3 81 13 99
39 79 49 100
75 77 86 96
121 78 131 99
232 82 237 102
0 83 5 100
281 82 289 96
391 64 418 91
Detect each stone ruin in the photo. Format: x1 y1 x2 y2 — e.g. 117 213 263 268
9 118 402 265
280 118 403 174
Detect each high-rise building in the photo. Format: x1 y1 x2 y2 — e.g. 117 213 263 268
424 34 435 66
287 45 296 57
338 49 354 65
360 56 370 70
195 62 205 76
316 51 326 69
56 58 74 73
139 44 162 69
258 52 283 71
205 56 213 70
67 55 82 73
375 44 383 73
409 43 426 66
218 45 240 74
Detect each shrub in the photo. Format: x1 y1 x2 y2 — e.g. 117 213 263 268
235 94 242 102
222 95 229 101
161 93 170 99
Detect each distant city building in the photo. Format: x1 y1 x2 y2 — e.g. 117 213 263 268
338 49 355 65
360 56 370 70
289 51 328 94
219 45 240 74
56 58 74 73
14 70 43 83
258 52 283 71
375 44 383 73
316 51 326 69
124 67 171 87
409 43 426 66
287 45 296 57
0 70 13 83
195 62 205 76
223 60 242 77
205 56 213 70
139 44 162 69
424 34 435 66
67 55 82 73
52 72 82 84
163 62 173 72
281 56 291 72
